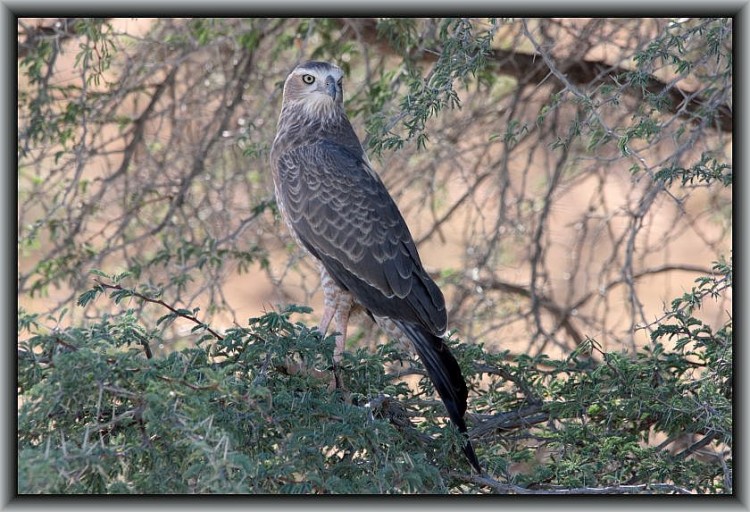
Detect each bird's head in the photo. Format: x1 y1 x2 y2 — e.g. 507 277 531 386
282 61 344 117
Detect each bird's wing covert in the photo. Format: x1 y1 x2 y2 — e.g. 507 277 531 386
275 140 446 333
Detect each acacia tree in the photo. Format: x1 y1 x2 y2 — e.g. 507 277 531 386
18 18 731 494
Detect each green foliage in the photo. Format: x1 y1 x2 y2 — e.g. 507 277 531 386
18 258 731 493
654 152 733 187
18 19 114 158
365 19 501 155
19 302 451 493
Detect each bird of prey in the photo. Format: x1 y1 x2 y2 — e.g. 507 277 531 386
270 60 481 473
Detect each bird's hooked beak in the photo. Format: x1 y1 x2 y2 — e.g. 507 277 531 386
324 75 338 100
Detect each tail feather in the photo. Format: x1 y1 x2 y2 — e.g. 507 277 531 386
394 320 482 473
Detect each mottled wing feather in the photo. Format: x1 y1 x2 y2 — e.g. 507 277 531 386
275 140 447 334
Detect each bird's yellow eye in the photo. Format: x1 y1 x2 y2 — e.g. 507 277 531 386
302 74 315 85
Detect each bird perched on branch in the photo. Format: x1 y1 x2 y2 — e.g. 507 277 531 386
270 60 481 473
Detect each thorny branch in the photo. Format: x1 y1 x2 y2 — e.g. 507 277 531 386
94 279 224 341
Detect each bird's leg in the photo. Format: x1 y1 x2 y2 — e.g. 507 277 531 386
317 268 338 335
332 293 353 362
328 293 353 391
318 298 335 335
317 268 354 389
318 268 354 359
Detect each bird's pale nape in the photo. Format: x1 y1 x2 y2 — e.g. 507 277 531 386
270 60 481 473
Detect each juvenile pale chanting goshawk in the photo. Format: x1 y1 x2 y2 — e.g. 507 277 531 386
270 61 481 473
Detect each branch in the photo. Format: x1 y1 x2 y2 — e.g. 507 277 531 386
102 65 180 186
156 375 220 392
469 263 715 347
341 18 731 133
18 18 108 60
569 263 715 312
529 483 693 494
365 394 434 443
469 403 549 439
675 432 719 460
471 364 542 405
468 275 585 346
94 279 224 341
142 52 256 239
450 472 692 494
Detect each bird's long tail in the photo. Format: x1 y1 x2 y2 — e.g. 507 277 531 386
393 320 482 473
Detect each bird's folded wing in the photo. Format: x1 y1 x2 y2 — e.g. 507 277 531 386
275 140 446 334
